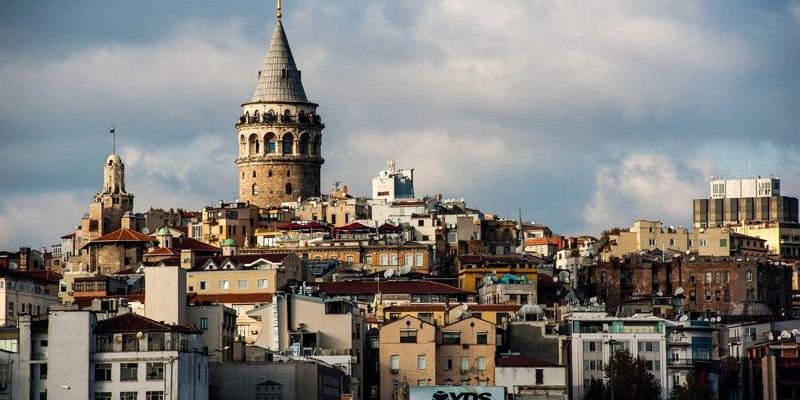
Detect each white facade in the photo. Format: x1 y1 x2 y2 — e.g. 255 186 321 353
710 177 780 199
495 364 566 399
372 159 414 202
144 265 187 325
568 313 668 399
0 272 59 326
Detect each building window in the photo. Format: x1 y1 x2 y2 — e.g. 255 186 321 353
600 271 608 283
282 137 293 154
418 355 427 370
122 334 139 352
95 393 112 400
400 329 417 343
285 183 292 195
39 363 47 379
689 290 696 301
461 357 469 372
535 368 544 385
390 355 399 370
257 279 268 289
648 238 656 246
390 255 398 266
705 290 712 301
120 363 138 381
120 392 138 400
746 270 753 282
405 254 413 266
720 239 727 247
442 331 461 345
252 184 258 195
146 392 164 400
415 253 423 266
477 356 486 371
219 280 229 290
237 279 248 289
146 362 164 381
699 239 707 247
477 331 488 345
689 273 695 283
200 317 208 330
669 238 675 246
380 254 388 266
705 273 711 284
444 357 453 370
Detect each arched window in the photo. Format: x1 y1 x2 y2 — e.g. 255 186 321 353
268 138 276 153
285 183 292 195
299 137 307 154
746 270 753 282
268 170 273 177
252 171 256 178
255 140 260 154
287 170 291 177
283 136 293 154
252 184 258 195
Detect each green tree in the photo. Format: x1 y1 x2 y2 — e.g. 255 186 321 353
582 349 662 400
668 376 713 400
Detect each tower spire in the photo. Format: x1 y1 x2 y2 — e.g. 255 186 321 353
276 0 282 20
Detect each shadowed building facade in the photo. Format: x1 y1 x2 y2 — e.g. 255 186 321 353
236 7 324 208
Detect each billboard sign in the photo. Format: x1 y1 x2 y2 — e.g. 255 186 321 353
408 386 505 400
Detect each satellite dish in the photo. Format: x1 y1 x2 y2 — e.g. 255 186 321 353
767 332 774 341
398 265 412 275
383 268 395 278
686 249 691 255
703 317 709 322
781 330 792 339
792 329 800 335
679 315 689 322
589 296 598 304
556 290 562 296
462 304 469 311
656 290 663 297
715 316 722 322
553 276 559 283
675 287 684 296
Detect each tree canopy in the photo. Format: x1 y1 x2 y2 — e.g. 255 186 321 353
583 349 662 400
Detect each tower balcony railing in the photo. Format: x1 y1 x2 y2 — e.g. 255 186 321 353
236 114 323 127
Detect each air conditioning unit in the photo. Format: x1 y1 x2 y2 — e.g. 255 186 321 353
390 369 399 374
460 369 469 374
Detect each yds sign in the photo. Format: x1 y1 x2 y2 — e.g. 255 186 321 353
408 386 505 400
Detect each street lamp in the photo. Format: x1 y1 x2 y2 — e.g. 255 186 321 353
606 339 618 400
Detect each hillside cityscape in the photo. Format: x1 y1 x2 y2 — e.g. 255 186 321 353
2 2 800 400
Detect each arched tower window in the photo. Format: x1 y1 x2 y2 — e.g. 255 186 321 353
268 170 273 177
248 133 259 155
252 184 258 195
299 133 309 155
285 183 293 195
287 170 291 177
252 171 256 178
282 136 293 154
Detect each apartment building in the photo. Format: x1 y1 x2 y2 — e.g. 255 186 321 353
378 315 496 400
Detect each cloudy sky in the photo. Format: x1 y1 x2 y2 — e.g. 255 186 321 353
1 1 799 249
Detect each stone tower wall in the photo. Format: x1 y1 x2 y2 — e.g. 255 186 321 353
238 158 321 208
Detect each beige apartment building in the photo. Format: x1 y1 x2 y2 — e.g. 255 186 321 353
192 201 293 249
0 269 60 326
185 253 302 343
379 315 497 399
606 220 769 259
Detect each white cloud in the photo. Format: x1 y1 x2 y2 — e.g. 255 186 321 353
0 191 90 249
582 153 708 234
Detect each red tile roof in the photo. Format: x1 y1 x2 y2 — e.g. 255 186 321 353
315 280 473 295
94 312 198 334
384 304 450 312
193 253 290 269
172 237 221 252
454 304 522 312
147 247 176 256
495 355 558 368
188 293 274 305
18 270 62 282
524 237 561 246
72 293 145 307
92 228 159 243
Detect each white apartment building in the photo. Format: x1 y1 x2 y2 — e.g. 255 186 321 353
568 313 668 399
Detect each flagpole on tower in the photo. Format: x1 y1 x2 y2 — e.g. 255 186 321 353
110 125 116 154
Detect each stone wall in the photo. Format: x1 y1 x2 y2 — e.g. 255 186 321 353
238 157 322 208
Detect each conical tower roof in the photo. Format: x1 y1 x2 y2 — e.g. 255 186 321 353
251 20 308 103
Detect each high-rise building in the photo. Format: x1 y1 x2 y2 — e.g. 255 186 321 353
372 159 414 203
236 4 324 208
693 177 798 228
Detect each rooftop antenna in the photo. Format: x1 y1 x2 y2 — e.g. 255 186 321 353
276 0 282 20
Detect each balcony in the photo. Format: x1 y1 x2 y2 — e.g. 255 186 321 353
667 358 698 367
